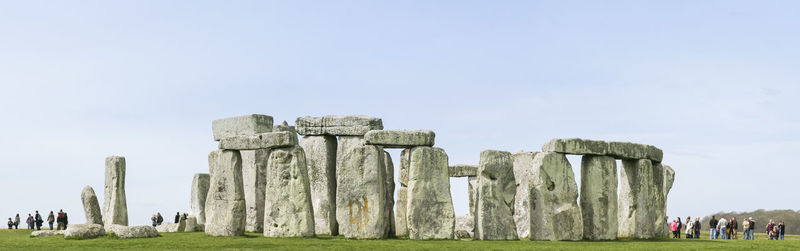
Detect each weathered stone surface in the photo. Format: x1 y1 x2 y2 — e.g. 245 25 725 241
618 159 655 239
191 172 210 224
580 155 618 240
103 156 128 226
454 216 474 239
64 224 105 239
31 230 64 237
155 222 184 233
527 152 583 241
299 135 338 235
394 186 408 236
212 114 273 141
474 150 517 240
658 164 675 237
296 115 383 136
542 138 608 156
399 149 410 186
607 142 663 162
382 151 396 238
407 147 455 239
449 164 477 177
81 186 103 226
205 150 246 236
274 121 297 134
511 152 537 239
242 149 269 233
218 132 297 150
185 216 200 232
263 146 315 237
364 130 435 148
468 176 477 216
336 141 388 239
108 224 159 238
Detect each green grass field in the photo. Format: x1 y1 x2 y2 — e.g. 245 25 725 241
2 229 799 250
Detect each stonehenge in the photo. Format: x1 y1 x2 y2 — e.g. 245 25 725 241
190 173 210 225
204 150 246 236
299 135 338 235
81 186 103 226
523 152 583 241
406 147 455 239
103 156 128 226
263 145 315 237
580 155 618 240
474 150 518 240
241 149 269 233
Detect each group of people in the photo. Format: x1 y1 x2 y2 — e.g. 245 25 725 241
668 215 787 240
150 212 188 227
6 210 70 230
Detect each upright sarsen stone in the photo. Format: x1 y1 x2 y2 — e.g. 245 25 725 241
382 151 396 238
205 150 246 236
300 135 338 235
527 152 583 241
81 186 103 225
103 156 128 226
190 172 210 225
468 176 477 216
394 149 410 236
263 146 315 237
658 164 675 237
512 152 537 239
242 149 270 233
407 147 455 239
580 155 618 240
336 141 388 239
474 150 517 240
618 159 654 239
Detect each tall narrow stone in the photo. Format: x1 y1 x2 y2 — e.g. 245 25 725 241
263 146 315 237
394 149 410 236
580 155 618 240
512 152 537 239
336 140 387 239
468 176 477 216
299 135 338 235
190 172 210 225
649 162 666 237
658 164 675 237
407 147 455 239
618 158 654 239
527 152 583 241
205 150 246 236
103 156 128 226
474 150 517 240
382 151 396 238
81 186 103 225
242 149 270 233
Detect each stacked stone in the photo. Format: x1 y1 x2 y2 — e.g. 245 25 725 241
103 156 128 226
448 164 477 238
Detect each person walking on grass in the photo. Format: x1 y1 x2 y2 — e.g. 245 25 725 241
694 217 701 239
742 217 751 240
730 217 738 240
47 211 54 230
685 217 694 239
157 213 163 226
7 218 13 229
34 211 43 230
175 212 180 223
717 217 728 240
778 221 785 240
767 220 776 240
62 211 68 230
14 214 20 229
676 217 683 238
26 214 33 230
709 216 718 240
151 214 157 227
671 219 678 238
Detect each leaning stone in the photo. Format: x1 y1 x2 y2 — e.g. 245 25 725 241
382 151 396 238
468 176 477 216
205 150 246 236
263 146 315 237
64 224 105 239
296 115 383 136
607 142 663 162
218 132 297 150
190 172 210 224
449 164 478 177
474 150 517 240
364 130 435 148
212 114 273 141
394 186 408 236
108 224 159 238
407 147 455 239
618 159 655 239
31 230 64 237
527 152 583 241
454 216 474 239
299 135 338 235
336 142 388 239
81 186 103 226
511 152 537 239
103 156 128 226
541 138 608 156
580 155 618 240
242 149 270 233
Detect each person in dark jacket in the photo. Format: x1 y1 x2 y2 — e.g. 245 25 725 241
47 211 55 230
14 214 20 229
175 212 180 223
25 214 34 230
156 212 163 225
694 217 701 239
6 218 12 229
34 211 43 230
676 217 683 238
730 217 738 240
709 216 718 239
62 211 68 230
778 221 785 240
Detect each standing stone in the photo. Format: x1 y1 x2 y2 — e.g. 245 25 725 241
190 172 210 224
185 216 199 232
242 149 270 233
382 151 396 238
468 176 477 216
618 159 654 239
399 149 410 187
658 164 675 237
299 135 338 235
263 146 315 237
336 139 388 239
103 156 128 226
511 152 537 239
527 152 583 241
395 148 410 236
81 186 103 225
580 155 618 240
474 150 517 240
649 162 666 237
407 147 455 239
205 150 246 236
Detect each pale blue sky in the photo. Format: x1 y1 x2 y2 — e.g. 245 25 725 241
1 1 799 226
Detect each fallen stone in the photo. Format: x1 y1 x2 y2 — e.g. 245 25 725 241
580 155 618 240
336 142 388 239
382 151 396 238
81 186 103 226
364 130 435 148
205 150 246 236
185 216 200 232
218 131 297 150
618 158 655 239
155 223 181 233
449 164 478 177
407 146 455 239
394 186 408 236
31 230 64 237
511 152 537 239
454 216 474 239
607 142 663 162
296 115 383 136
212 114 273 141
263 146 316 237
107 224 159 238
542 138 608 156
64 224 105 239
526 152 583 241
191 172 210 224
242 149 270 233
299 135 338 235
103 156 128 226
474 150 517 240
468 176 477 216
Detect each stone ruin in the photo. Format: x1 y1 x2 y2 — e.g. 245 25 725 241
74 114 676 241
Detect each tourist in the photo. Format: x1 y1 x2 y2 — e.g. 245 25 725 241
151 214 158 227
175 212 180 223
742 217 751 240
47 211 54 230
748 217 756 240
676 217 683 238
778 221 785 240
26 214 34 230
14 214 20 229
717 217 728 240
693 217 701 239
7 218 13 229
709 216 718 240
157 212 163 226
766 220 776 240
55 211 63 230
670 219 678 238
34 211 43 230
62 211 68 230
730 217 738 240
685 217 694 239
